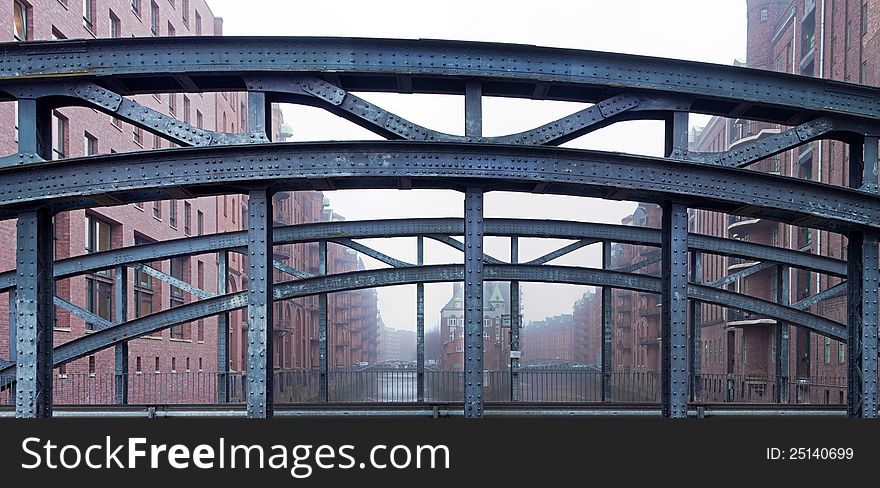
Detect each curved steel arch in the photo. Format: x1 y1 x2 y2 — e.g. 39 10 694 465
0 263 846 381
1 37 879 124
0 217 845 292
0 142 877 235
2 36 877 419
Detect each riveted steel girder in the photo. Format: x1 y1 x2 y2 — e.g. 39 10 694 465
1 37 879 124
0 264 847 382
0 218 848 296
0 143 877 234
246 190 274 418
14 209 53 417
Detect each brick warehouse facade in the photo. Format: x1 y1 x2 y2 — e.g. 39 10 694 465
537 1 870 405
0 0 379 404
688 0 871 402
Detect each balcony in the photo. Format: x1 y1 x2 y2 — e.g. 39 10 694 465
727 257 760 274
273 318 293 333
640 309 660 318
725 309 776 327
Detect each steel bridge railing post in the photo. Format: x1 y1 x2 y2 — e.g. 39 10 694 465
7 289 15 405
15 209 54 418
847 136 879 418
114 265 128 405
510 236 521 402
601 241 613 402
661 202 690 418
416 236 425 402
464 187 485 418
464 81 484 418
217 250 229 403
775 264 790 404
688 251 702 403
318 240 328 403
246 190 274 418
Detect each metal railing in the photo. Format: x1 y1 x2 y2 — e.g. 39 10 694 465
697 374 846 405
0 371 847 406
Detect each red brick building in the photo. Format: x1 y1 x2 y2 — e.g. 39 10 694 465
0 0 379 404
439 282 512 371
690 0 863 401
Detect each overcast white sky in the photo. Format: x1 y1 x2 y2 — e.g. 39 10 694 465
206 0 747 333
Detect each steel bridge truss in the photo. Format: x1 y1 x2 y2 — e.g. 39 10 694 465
0 37 877 418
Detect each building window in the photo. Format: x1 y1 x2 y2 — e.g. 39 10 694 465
133 126 143 146
171 357 177 372
132 0 141 16
184 202 192 235
154 357 160 373
85 214 113 331
860 61 868 85
846 20 853 49
84 131 97 156
169 257 189 340
133 236 154 320
197 210 204 235
838 341 845 364
760 7 768 22
183 96 191 124
194 10 201 35
51 26 66 39
153 133 161 150
196 110 203 129
862 2 869 36
111 116 122 129
167 21 175 37
169 199 178 228
136 356 142 373
51 111 68 160
198 357 203 371
169 93 176 116
110 10 121 38
150 1 159 35
181 0 189 25
88 356 96 376
14 1 29 41
153 201 162 220
83 0 95 32
824 336 831 363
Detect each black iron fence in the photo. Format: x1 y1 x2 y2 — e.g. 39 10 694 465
0 370 847 406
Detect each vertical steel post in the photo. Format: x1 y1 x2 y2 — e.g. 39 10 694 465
16 98 52 159
318 240 328 402
774 265 790 404
465 81 482 138
217 250 229 403
688 251 702 402
661 202 690 418
416 236 425 402
846 136 879 418
7 289 16 405
114 265 128 405
248 91 272 140
15 209 54 418
464 187 485 418
509 236 521 402
463 81 484 417
601 241 613 401
246 190 274 418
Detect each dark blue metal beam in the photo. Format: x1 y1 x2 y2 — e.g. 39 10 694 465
2 37 879 124
1 142 875 235
245 190 274 418
14 209 53 417
0 263 851 384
